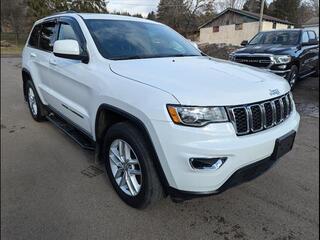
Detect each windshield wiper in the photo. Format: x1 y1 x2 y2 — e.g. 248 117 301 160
111 55 143 60
111 54 199 60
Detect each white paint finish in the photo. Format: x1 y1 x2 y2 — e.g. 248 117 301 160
53 40 80 56
110 56 290 106
22 14 301 192
152 111 300 191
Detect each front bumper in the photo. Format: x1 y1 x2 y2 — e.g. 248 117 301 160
168 148 286 200
269 69 291 78
152 110 300 194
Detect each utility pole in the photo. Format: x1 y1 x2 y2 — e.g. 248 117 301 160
258 0 265 32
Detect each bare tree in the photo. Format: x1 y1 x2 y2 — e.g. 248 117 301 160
1 0 28 45
216 0 246 11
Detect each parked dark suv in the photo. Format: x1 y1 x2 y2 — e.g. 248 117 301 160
230 29 319 88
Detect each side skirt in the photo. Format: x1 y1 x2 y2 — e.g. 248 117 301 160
46 112 95 151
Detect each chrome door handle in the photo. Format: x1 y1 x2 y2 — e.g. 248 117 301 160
30 53 37 58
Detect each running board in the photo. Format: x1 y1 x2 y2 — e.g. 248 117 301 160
46 113 95 151
300 70 316 79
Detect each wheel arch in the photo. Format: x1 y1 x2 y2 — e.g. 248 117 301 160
94 104 170 193
22 68 32 101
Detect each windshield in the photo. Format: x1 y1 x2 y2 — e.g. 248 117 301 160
249 31 300 45
85 19 201 60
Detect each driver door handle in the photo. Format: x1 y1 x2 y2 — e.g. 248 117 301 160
49 59 57 66
30 53 37 58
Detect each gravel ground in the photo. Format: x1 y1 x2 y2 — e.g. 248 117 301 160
1 57 319 240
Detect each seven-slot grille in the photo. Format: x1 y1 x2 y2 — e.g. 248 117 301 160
234 55 272 68
228 93 293 136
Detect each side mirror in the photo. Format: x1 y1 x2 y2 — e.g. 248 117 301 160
241 40 248 46
53 40 88 62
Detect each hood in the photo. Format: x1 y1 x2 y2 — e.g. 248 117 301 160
109 56 290 106
234 44 296 55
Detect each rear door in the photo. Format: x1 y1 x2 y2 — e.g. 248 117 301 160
307 30 319 72
35 20 59 102
299 31 313 75
47 17 93 135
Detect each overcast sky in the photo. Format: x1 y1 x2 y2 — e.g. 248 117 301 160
107 0 274 17
108 0 159 17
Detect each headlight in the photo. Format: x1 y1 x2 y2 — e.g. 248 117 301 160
167 105 229 127
273 55 291 64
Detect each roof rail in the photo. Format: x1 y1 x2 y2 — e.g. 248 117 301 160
50 10 78 16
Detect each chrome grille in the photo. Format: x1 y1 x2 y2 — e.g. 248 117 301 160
228 93 293 136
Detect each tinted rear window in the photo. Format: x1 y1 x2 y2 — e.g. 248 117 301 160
28 24 41 48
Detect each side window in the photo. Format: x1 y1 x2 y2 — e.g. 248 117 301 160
58 23 78 41
308 31 316 40
302 31 309 43
28 24 41 48
39 21 56 52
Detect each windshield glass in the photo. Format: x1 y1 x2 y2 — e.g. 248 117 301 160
85 19 201 60
249 31 300 45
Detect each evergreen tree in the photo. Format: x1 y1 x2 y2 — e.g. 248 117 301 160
157 0 189 35
147 11 156 20
71 0 108 13
27 0 108 18
132 13 143 18
242 0 268 14
268 0 301 25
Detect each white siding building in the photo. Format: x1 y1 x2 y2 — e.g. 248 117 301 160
199 8 294 46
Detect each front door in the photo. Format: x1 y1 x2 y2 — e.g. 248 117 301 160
46 17 93 135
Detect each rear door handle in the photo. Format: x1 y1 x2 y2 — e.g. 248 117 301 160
30 53 37 58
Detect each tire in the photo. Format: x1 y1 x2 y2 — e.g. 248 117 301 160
312 61 319 77
287 65 299 89
102 122 164 209
26 80 47 121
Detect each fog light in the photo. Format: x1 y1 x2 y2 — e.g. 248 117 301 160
278 64 287 69
189 157 227 170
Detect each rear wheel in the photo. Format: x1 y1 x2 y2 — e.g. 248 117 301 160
26 81 47 121
102 122 164 208
287 65 299 89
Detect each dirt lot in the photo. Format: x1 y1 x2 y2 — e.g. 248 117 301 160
1 57 319 240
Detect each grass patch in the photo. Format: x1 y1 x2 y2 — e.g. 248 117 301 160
1 45 24 56
1 32 27 56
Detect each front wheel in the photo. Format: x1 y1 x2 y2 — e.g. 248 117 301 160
102 122 164 209
287 65 299 89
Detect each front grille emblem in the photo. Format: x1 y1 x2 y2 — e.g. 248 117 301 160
269 89 280 96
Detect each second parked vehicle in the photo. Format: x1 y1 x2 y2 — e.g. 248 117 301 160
230 29 319 88
22 12 300 208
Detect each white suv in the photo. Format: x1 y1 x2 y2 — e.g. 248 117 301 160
22 12 300 208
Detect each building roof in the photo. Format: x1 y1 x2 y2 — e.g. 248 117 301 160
302 17 319 27
199 8 293 29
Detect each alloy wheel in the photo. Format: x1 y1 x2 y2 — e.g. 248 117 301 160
109 139 142 196
28 88 38 116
